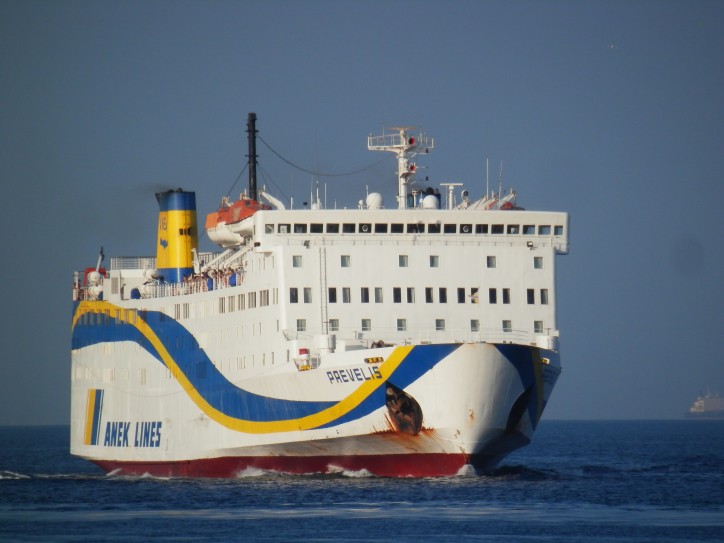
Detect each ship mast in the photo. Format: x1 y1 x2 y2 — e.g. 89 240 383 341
247 112 258 201
368 127 434 209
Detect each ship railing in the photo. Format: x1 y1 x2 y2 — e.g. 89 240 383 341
109 252 222 271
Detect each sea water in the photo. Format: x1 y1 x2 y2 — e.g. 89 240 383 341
1 421 722 542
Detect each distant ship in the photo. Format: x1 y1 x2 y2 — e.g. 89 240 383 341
70 113 568 477
685 392 724 419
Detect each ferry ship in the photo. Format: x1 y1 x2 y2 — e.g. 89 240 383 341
685 392 724 419
70 114 568 477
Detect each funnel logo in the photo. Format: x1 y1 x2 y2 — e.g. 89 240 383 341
159 238 168 249
83 389 104 446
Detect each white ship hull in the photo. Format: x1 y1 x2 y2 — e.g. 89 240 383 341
71 302 560 476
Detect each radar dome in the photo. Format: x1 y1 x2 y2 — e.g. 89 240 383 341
422 195 440 209
366 192 383 209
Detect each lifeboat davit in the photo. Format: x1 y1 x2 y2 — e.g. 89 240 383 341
205 195 270 247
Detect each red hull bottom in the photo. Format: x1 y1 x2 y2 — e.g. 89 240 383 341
93 453 490 478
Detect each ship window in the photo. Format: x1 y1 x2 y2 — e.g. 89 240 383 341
407 223 424 233
375 287 383 303
342 287 351 303
342 223 356 233
444 224 456 234
435 319 446 331
294 224 307 234
457 288 466 303
554 225 564 236
489 288 497 304
359 223 371 234
310 223 323 233
292 255 302 268
329 319 339 332
361 319 371 332
399 255 409 267
541 289 549 305
393 287 401 303
428 223 441 233
391 223 404 233
523 225 535 235
527 289 535 304
491 224 504 234
260 290 269 307
503 288 510 304
507 225 520 234
397 319 407 332
303 288 312 303
406 287 415 303
265 224 274 234
328 287 337 303
534 256 543 269
430 255 439 267
471 287 479 303
326 223 339 233
460 224 472 234
289 288 298 304
439 288 447 303
476 224 489 234
297 319 306 332
538 225 551 235
471 319 480 332
534 320 544 334
487 256 496 268
425 287 433 303
361 287 370 303
374 223 388 233
341 255 350 267
502 320 512 332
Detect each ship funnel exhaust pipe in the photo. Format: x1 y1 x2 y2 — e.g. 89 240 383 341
155 189 198 283
247 112 258 201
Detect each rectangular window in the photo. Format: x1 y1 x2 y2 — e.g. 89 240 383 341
296 319 306 332
428 223 441 233
534 320 544 334
538 225 551 235
374 287 383 303
294 224 307 234
397 318 407 332
391 223 404 233
406 287 415 303
328 287 337 303
471 287 479 304
541 289 549 305
460 224 472 234
457 287 466 303
443 224 456 233
304 287 312 303
278 224 290 234
393 287 402 303
435 319 446 331
425 287 433 303
341 255 350 267
326 223 339 234
292 255 302 267
265 224 274 234
527 289 535 304
430 255 439 267
359 223 371 233
407 223 424 233
361 319 371 332
342 287 351 303
491 224 504 234
310 223 323 233
374 223 388 233
534 256 543 269
342 223 356 233
471 319 480 332
361 287 370 303
399 255 409 267
507 225 520 234
502 288 510 304
439 288 447 303
329 318 339 332
489 288 497 304
523 225 536 235
487 256 496 268
554 225 564 236
289 287 298 304
502 320 512 332
476 224 489 234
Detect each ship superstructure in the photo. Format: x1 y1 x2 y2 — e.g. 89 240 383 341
70 114 568 477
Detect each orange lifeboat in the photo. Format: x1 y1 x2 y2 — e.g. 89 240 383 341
205 195 271 247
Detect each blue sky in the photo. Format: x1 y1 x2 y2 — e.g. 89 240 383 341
1 0 722 424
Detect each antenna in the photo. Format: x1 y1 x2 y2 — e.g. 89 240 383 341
498 161 503 198
485 157 489 199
